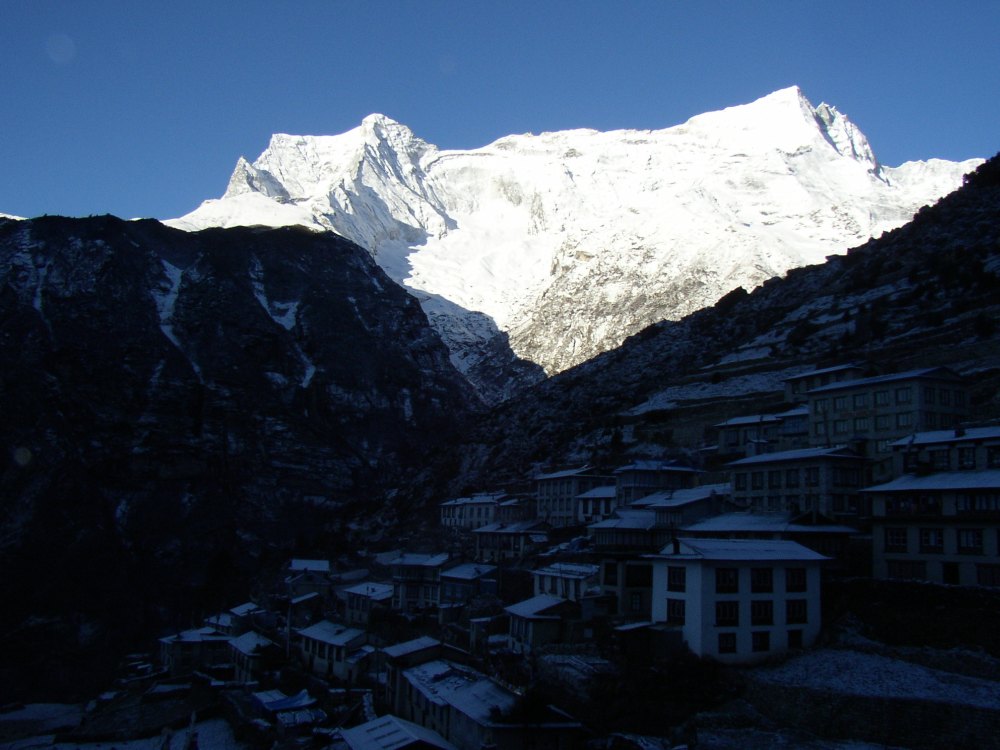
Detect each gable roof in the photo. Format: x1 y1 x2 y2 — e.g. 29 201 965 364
634 483 730 508
382 636 440 659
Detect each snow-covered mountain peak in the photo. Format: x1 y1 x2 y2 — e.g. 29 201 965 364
169 87 981 385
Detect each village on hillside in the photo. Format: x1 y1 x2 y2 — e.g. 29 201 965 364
20 363 1000 750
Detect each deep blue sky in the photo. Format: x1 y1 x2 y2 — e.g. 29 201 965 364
3 1 998 220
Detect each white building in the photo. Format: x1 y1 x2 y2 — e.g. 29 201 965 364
439 492 507 530
649 538 827 664
531 562 600 601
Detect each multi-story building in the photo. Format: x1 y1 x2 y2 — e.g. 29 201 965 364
342 581 393 626
535 466 614 527
439 492 507 530
575 485 617 524
806 367 969 482
472 520 549 563
864 426 1000 587
783 363 866 404
714 408 811 459
613 460 700 505
531 562 600 601
728 446 868 523
392 658 583 750
296 620 368 682
390 553 450 612
649 538 827 664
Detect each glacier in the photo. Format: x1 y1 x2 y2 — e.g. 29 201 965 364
167 86 981 381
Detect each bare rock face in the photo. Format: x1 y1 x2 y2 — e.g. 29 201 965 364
0 215 477 699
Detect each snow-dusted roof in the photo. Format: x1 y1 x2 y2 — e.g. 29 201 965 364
159 626 232 645
382 636 440 659
657 537 829 562
230 601 263 617
440 492 507 507
291 592 319 605
338 714 458 750
535 465 595 480
681 512 856 535
230 631 273 656
391 552 450 567
890 426 1000 447
289 558 330 573
575 485 617 499
862 469 1000 493
784 363 863 382
402 660 517 722
441 562 497 581
727 445 857 466
635 483 730 508
714 414 782 428
297 620 365 646
532 562 599 580
588 509 656 530
504 594 568 619
254 688 315 712
205 613 233 629
807 367 960 394
614 459 699 474
342 581 394 600
774 406 810 418
473 520 546 534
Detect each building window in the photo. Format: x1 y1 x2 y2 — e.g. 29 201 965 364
897 412 913 428
958 447 975 470
875 414 891 431
834 396 848 411
785 567 807 593
853 393 868 409
957 529 984 554
886 560 927 580
750 600 773 625
875 390 890 406
976 564 1000 587
751 631 771 653
629 592 643 613
750 568 773 593
988 447 1000 469
666 597 685 624
785 469 800 488
715 601 739 626
805 467 820 487
768 470 782 489
884 527 908 553
787 629 804 649
786 599 808 624
667 566 686 592
715 568 738 594
834 419 848 434
751 472 764 490
853 417 869 432
895 387 912 405
923 386 936 404
603 561 618 586
919 528 944 553
735 472 747 491
718 632 736 654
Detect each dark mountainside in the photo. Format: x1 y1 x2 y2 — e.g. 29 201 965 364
458 156 1000 485
0 217 478 699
